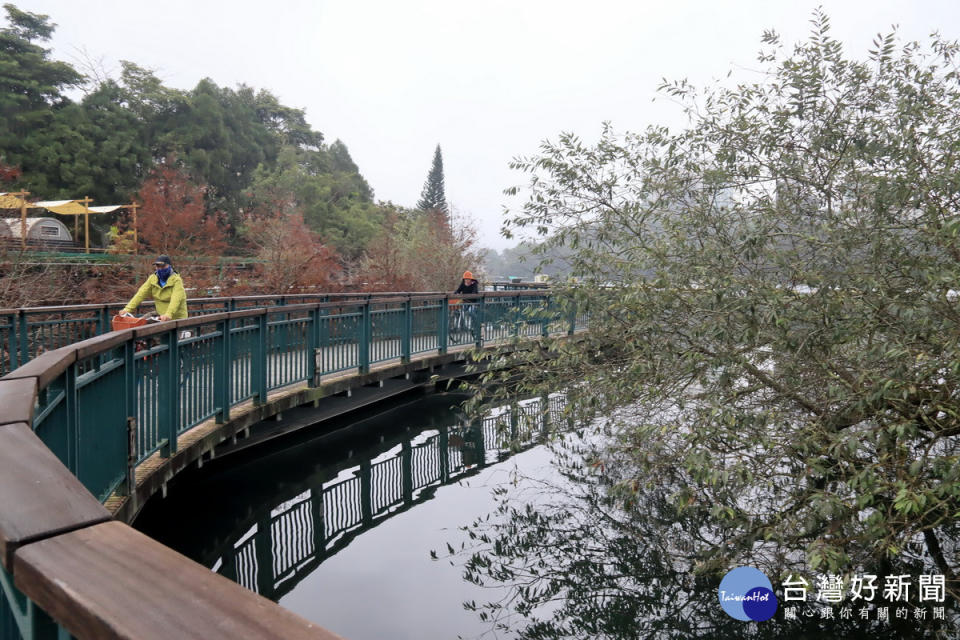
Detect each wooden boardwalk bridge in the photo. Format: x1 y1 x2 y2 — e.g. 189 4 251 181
0 290 584 640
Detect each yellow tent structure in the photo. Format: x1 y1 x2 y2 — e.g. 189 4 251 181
0 193 27 209
0 193 138 253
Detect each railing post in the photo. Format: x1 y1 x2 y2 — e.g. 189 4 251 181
122 340 137 494
64 364 78 472
401 297 412 363
124 417 136 496
162 329 179 457
310 487 325 556
360 460 372 524
308 306 319 387
256 312 268 404
97 305 109 337
439 297 449 355
359 303 371 375
541 295 550 338
318 306 330 379
513 294 521 337
216 317 231 422
17 310 28 368
540 394 551 436
2 313 14 373
401 439 413 503
474 295 485 348
471 417 486 465
219 546 238 583
255 514 274 597
439 424 449 484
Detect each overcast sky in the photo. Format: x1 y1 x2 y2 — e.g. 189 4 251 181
11 0 960 249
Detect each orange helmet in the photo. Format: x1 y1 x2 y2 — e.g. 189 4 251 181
463 271 474 280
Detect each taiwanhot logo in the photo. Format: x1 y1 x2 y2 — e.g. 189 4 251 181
718 566 778 621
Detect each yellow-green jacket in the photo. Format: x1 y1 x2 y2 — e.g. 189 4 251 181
123 272 188 319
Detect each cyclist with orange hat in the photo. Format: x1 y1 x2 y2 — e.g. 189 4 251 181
454 270 478 296
450 270 480 341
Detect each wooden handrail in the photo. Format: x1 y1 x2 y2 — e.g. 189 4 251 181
0 327 350 638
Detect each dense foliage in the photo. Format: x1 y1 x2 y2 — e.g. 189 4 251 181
359 206 483 291
0 1 380 257
0 4 479 300
463 12 960 637
450 431 946 638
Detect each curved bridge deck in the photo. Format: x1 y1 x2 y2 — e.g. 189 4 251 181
0 290 583 640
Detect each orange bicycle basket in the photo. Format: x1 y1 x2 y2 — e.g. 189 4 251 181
111 315 148 332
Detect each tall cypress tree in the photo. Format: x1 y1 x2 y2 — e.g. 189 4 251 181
416 144 448 215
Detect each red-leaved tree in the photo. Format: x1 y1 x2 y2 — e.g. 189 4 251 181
247 210 340 292
0 159 21 183
136 163 227 258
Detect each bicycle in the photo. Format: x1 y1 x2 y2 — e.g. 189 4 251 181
113 312 194 388
448 300 474 344
114 312 193 342
112 312 162 352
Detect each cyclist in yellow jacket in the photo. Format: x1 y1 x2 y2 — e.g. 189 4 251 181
121 255 188 321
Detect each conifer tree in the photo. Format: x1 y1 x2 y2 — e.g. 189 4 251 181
416 144 448 216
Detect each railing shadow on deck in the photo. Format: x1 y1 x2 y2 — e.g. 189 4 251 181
0 290 584 640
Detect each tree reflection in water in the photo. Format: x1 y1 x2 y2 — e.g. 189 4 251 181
446 426 959 639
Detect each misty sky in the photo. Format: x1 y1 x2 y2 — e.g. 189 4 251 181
10 0 960 249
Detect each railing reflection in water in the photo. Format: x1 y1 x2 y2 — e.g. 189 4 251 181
209 394 568 601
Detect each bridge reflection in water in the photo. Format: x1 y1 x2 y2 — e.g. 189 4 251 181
137 392 567 605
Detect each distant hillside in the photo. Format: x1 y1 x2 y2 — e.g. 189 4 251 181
482 241 573 281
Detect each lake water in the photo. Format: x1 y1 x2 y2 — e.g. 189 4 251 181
135 392 557 640
135 391 958 639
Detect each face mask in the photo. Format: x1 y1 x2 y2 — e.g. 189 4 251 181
156 265 173 280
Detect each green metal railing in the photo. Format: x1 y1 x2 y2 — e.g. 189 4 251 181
0 285 551 377
11 291 581 502
0 289 586 640
0 292 425 377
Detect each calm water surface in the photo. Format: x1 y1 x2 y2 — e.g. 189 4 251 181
134 391 960 639
136 393 555 640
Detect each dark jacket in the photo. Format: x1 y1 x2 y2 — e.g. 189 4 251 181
455 279 478 295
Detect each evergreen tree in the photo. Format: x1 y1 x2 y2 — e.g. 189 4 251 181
0 3 82 176
0 3 383 259
416 144 448 215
